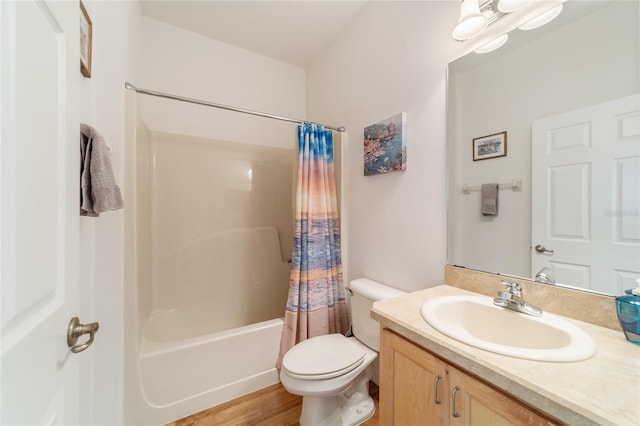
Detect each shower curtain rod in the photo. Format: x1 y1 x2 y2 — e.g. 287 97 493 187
125 82 346 132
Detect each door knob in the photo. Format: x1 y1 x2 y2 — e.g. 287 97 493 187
534 244 554 254
67 317 99 353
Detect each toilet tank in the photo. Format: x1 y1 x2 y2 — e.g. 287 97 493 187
349 278 406 351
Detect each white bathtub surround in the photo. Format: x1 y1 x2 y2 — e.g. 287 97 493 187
152 226 291 336
125 111 296 423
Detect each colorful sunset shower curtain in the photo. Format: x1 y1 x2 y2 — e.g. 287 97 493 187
277 123 348 368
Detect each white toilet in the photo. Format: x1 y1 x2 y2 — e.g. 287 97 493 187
280 278 405 426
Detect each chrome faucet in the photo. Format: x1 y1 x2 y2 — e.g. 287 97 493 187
535 267 555 284
493 280 542 317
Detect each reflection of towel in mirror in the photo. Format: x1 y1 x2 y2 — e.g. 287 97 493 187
80 124 123 217
481 183 498 216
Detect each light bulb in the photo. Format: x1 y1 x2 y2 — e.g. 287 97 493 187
452 0 489 41
474 34 509 54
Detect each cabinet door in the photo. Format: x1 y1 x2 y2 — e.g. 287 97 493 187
449 367 556 426
380 329 448 426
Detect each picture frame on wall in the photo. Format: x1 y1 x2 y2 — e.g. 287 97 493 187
363 112 407 176
473 131 507 161
80 0 92 78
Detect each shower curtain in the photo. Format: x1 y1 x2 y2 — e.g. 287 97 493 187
277 123 348 368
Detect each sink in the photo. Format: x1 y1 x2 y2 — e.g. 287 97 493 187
420 295 596 362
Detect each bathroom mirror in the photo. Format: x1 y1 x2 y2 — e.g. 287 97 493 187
447 0 640 296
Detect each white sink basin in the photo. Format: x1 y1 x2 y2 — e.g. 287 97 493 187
420 295 596 362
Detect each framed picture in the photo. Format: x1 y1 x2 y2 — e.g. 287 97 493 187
80 0 92 78
473 131 507 161
364 112 407 176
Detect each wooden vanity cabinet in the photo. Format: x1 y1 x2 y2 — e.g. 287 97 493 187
380 326 448 425
380 328 558 426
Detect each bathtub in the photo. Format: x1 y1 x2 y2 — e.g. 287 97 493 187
137 317 282 421
128 226 289 424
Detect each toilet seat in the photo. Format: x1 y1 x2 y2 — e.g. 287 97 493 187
282 334 365 380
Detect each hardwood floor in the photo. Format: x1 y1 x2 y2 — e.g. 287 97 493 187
166 382 379 426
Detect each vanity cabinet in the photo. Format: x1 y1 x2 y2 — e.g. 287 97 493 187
379 327 448 425
380 329 557 426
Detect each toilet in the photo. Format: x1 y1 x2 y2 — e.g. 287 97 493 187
280 278 406 426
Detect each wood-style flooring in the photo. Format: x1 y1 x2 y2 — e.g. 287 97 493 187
166 382 379 426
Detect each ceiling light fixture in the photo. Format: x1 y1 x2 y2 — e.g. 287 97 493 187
474 33 509 53
452 0 565 53
518 4 564 30
452 0 488 41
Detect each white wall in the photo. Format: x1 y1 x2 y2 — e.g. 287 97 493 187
77 1 140 425
137 16 306 149
450 1 639 278
306 1 468 292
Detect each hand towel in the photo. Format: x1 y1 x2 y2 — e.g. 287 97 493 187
80 124 124 216
481 183 498 216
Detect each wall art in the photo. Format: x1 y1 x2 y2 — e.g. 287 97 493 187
80 1 92 78
364 112 407 176
473 131 507 161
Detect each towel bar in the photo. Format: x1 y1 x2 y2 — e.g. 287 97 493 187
462 179 522 194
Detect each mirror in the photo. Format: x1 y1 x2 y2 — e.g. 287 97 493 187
447 0 640 296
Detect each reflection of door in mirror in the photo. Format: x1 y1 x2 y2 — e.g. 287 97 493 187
531 94 640 295
447 0 640 295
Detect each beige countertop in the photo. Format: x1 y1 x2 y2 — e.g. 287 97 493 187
371 285 640 426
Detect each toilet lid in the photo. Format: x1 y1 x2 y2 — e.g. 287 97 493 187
282 334 365 380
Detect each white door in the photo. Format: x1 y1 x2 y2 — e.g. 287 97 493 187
1 1 87 424
531 94 640 294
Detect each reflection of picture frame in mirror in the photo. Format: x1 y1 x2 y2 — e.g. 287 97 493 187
80 0 92 78
473 131 507 161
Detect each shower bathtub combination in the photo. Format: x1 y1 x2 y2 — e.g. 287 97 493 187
124 85 346 425
124 92 296 424
137 226 290 415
